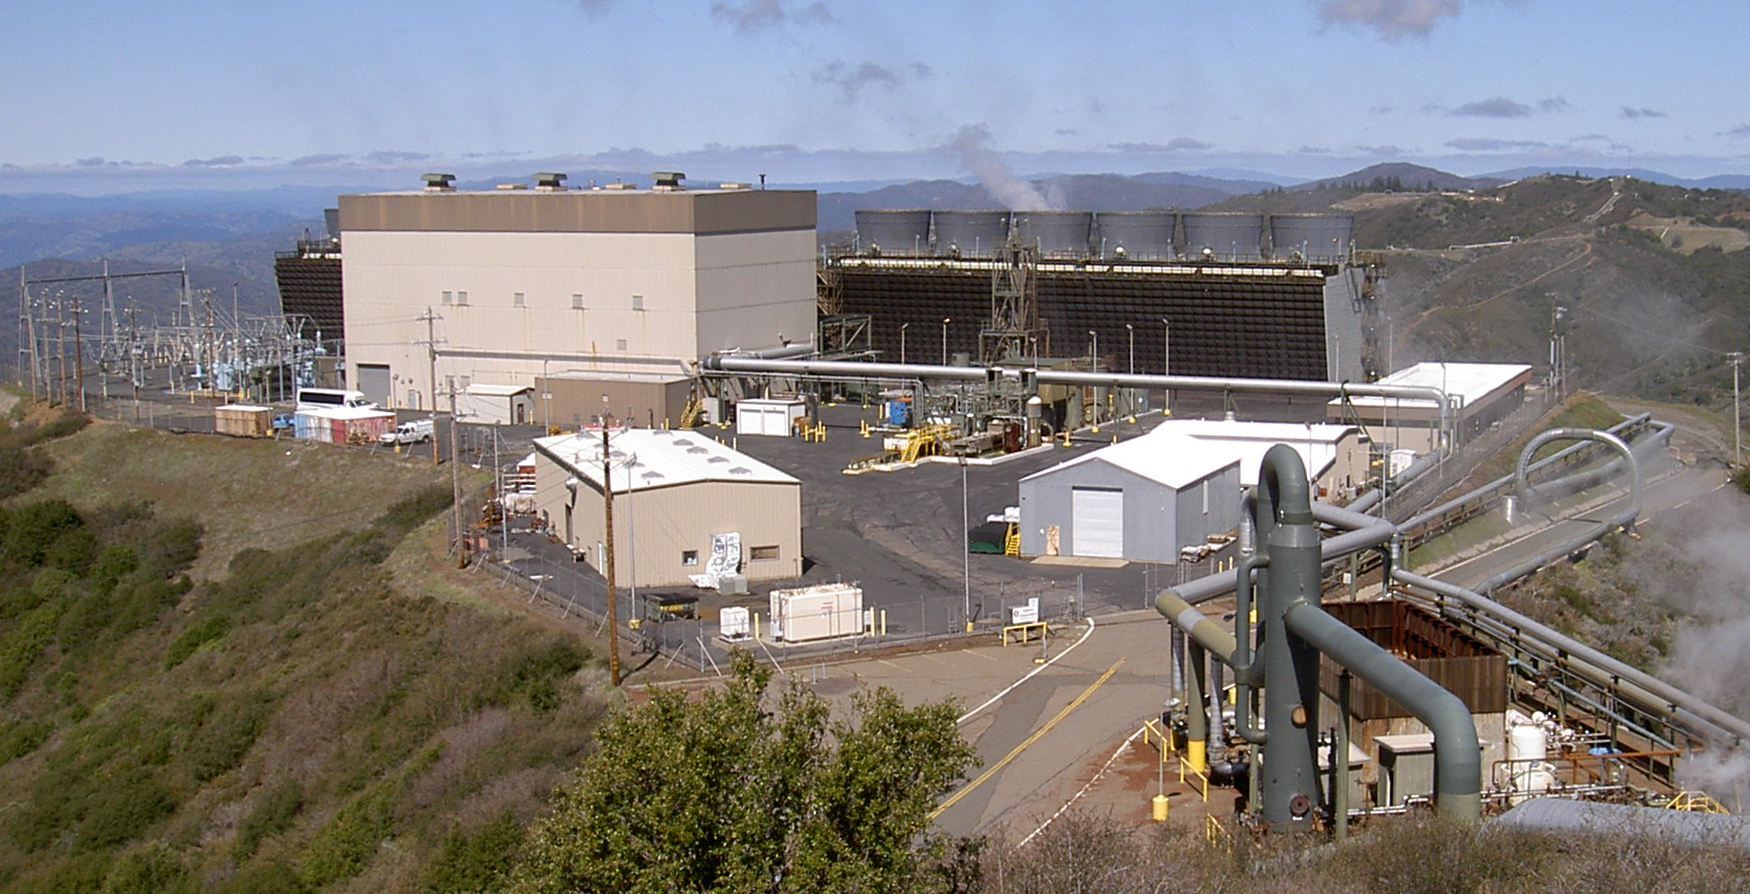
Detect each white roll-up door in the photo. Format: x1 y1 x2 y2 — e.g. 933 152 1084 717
1071 487 1124 558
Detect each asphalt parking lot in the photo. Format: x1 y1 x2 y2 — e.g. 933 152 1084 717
486 396 1262 673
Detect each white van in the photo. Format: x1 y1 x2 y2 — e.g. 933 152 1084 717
295 388 375 412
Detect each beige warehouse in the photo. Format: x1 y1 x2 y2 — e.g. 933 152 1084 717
337 176 817 424
531 427 802 588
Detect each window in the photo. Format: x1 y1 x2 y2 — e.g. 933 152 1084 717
681 550 699 566
441 290 452 305
616 338 629 352
456 290 469 306
631 294 644 311
572 293 584 309
749 545 780 561
513 291 525 308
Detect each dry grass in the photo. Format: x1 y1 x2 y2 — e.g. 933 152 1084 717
26 420 477 581
1626 212 1750 255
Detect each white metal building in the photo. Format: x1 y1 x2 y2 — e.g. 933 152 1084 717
338 176 817 426
1018 434 1242 563
1327 362 1533 454
1148 419 1369 498
531 427 802 588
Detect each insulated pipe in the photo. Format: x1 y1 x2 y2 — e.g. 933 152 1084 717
699 356 1455 443
1185 642 1209 773
1394 568 1750 746
1283 599 1483 822
1255 446 1326 829
1232 553 1270 743
1475 428 1641 594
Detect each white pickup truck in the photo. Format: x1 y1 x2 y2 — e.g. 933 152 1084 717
379 419 435 445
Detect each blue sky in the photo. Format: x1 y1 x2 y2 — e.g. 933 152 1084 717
3 0 1748 194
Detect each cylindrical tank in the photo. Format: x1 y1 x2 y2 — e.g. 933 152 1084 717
1269 213 1354 263
854 209 932 256
1094 211 1176 260
1181 212 1264 261
932 210 1010 258
1011 211 1093 258
1507 719 1548 763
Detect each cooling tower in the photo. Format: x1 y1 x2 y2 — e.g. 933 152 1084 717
1268 214 1353 263
932 210 1011 258
854 209 933 256
1181 213 1264 261
1011 211 1094 258
1094 211 1176 260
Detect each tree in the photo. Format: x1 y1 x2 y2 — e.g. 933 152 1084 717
508 652 974 894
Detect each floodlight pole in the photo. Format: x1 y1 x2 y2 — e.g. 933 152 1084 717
1732 351 1743 468
601 407 622 687
961 457 972 633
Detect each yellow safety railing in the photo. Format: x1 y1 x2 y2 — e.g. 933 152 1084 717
1666 791 1731 814
1204 814 1231 847
1179 757 1211 803
1001 621 1048 646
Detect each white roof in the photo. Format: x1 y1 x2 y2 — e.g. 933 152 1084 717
535 427 798 493
1022 433 1238 489
465 383 534 397
1331 362 1532 410
1148 419 1356 486
296 407 394 421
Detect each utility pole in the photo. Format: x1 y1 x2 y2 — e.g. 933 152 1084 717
72 290 85 411
418 306 442 413
449 384 468 569
1732 351 1744 468
601 409 623 686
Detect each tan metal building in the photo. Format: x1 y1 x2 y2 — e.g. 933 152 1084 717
337 177 817 425
531 427 802 588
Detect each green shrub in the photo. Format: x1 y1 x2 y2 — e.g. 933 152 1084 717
235 778 302 860
164 614 231 669
99 841 193 894
185 689 276 783
0 446 53 500
2 499 85 568
218 859 307 894
0 719 54 764
297 780 398 888
0 600 63 698
75 767 175 851
423 811 523 894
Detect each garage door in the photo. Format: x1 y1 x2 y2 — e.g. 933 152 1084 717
1071 487 1124 558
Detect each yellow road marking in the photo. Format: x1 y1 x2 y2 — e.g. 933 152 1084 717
930 659 1125 820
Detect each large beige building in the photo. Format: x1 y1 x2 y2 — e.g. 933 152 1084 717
337 177 817 424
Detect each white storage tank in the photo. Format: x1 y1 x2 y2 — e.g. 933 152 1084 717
769 583 865 643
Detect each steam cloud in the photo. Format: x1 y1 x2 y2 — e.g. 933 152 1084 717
950 124 1062 211
1631 493 1750 811
1316 0 1463 39
710 0 833 32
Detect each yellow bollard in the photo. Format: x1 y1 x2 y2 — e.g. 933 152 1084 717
1152 794 1170 822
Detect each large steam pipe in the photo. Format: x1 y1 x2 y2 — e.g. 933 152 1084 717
1282 601 1482 821
699 355 1455 444
1158 446 1483 826
1394 568 1750 746
1468 428 1642 594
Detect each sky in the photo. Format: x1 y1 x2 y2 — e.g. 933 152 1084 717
4 0 1749 195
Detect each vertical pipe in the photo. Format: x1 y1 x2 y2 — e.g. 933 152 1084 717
1185 642 1208 773
1336 671 1351 840
1257 444 1322 831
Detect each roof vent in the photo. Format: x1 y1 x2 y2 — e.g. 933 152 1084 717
533 172 568 191
421 173 457 191
651 171 686 191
